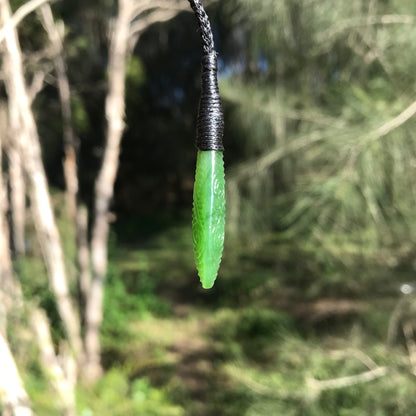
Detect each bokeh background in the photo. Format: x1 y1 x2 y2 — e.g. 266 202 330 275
2 0 416 415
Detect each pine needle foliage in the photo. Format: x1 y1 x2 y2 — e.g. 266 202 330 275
221 0 416 263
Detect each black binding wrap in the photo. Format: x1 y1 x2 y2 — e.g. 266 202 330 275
188 0 224 151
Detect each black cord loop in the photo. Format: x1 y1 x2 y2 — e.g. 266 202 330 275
188 0 214 54
188 0 224 151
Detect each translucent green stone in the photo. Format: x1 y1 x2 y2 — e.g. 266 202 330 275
192 150 225 289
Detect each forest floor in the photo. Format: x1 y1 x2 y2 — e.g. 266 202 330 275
90 218 416 415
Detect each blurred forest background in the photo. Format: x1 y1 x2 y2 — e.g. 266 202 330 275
1 0 416 414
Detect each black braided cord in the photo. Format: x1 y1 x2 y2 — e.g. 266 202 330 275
188 0 224 151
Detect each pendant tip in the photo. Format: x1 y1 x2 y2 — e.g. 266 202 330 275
201 281 215 290
200 273 217 290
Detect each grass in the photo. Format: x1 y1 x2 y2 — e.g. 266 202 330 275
17 214 416 415
89 220 415 415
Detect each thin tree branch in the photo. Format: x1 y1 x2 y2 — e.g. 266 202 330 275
27 70 48 102
228 130 325 182
329 348 379 371
128 0 216 39
231 94 416 184
368 100 416 141
346 98 416 170
306 366 388 395
130 0 187 22
0 0 55 43
318 14 415 45
226 365 302 400
129 8 182 38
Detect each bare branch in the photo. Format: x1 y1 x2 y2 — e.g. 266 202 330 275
130 0 189 22
318 14 415 45
368 99 416 141
232 93 416 184
228 130 325 182
0 0 55 43
307 366 388 396
27 70 47 102
129 8 182 38
226 365 302 400
128 0 218 41
346 98 416 170
329 348 379 371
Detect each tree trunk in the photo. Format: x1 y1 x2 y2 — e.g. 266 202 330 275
0 333 33 416
39 4 94 328
0 103 32 416
83 0 187 380
0 0 83 362
0 103 15 331
32 309 76 416
84 0 131 380
4 49 26 257
7 145 26 256
39 4 79 222
76 204 91 304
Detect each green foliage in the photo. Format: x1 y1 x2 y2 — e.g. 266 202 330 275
220 0 416 282
211 307 295 362
72 94 90 133
101 250 171 363
77 369 184 416
16 255 49 300
125 56 146 88
25 369 62 416
223 335 416 416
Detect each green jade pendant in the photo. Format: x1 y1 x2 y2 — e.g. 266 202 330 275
192 150 225 289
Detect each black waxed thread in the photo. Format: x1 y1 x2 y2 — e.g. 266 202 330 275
188 0 224 151
197 53 224 151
